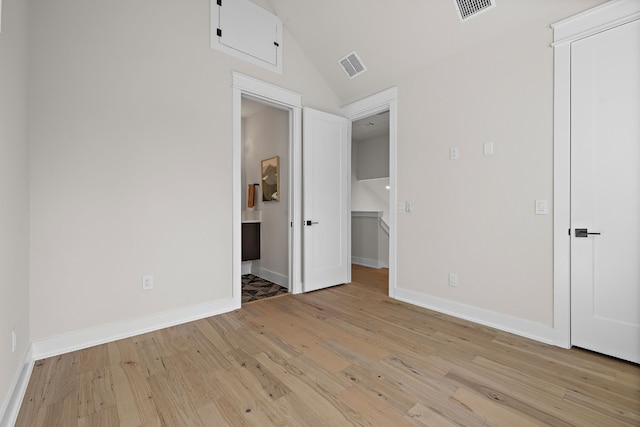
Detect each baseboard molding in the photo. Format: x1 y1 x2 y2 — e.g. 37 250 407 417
352 256 385 269
31 297 238 360
241 261 252 275
394 288 556 345
252 267 289 289
0 346 34 427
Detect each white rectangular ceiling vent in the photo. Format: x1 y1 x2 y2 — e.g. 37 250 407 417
339 51 367 79
453 0 496 21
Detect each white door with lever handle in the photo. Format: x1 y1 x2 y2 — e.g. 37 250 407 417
302 107 350 292
570 19 640 363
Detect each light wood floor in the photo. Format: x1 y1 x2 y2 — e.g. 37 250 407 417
16 265 640 426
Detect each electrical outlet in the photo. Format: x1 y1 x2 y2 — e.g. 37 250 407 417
450 147 460 160
449 273 459 287
142 275 154 291
11 329 16 353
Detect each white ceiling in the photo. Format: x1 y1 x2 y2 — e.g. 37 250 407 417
261 0 606 104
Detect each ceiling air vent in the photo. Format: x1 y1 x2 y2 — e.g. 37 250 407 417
339 51 367 79
453 0 496 21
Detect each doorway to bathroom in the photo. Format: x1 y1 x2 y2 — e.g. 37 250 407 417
240 96 291 303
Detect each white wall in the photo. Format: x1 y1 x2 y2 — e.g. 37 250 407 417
351 213 388 269
243 105 289 282
396 18 555 327
352 216 379 261
28 0 341 342
0 0 30 419
356 135 389 180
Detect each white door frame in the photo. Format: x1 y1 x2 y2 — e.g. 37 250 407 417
551 0 640 348
342 87 398 298
232 73 303 309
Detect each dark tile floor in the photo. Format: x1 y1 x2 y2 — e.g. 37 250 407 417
241 274 288 303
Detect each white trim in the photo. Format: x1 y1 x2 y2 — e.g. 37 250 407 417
379 218 390 236
232 73 301 107
31 298 236 360
241 261 252 275
251 267 289 289
352 257 385 269
551 0 640 46
0 347 33 427
552 0 640 349
289 107 302 294
232 73 303 299
395 288 556 345
341 87 398 298
341 87 398 120
351 211 382 218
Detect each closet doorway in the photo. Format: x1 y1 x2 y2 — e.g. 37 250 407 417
350 111 391 287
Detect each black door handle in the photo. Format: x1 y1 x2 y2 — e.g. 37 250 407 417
575 228 601 238
305 220 319 226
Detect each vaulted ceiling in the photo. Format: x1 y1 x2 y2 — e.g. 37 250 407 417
260 0 606 105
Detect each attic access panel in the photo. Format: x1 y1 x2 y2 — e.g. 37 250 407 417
211 0 283 74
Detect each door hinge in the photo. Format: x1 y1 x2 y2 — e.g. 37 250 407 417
568 228 571 236
217 0 222 6
274 42 280 47
216 28 222 37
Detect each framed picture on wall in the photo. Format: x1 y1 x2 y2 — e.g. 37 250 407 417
261 156 280 202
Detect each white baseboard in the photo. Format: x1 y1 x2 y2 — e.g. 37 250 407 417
241 261 252 275
352 256 385 269
0 346 34 427
31 297 238 360
394 288 556 346
252 267 289 289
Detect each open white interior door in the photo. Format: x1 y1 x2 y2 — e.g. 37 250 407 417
570 18 640 364
302 108 350 292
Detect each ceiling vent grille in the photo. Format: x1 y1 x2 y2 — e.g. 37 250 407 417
339 51 367 79
453 0 496 21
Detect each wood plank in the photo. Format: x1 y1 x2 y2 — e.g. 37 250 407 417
451 387 541 427
228 348 291 401
337 385 416 427
406 402 467 427
77 405 120 427
77 366 117 418
107 340 159 426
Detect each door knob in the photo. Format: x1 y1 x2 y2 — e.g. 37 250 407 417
305 220 319 226
575 228 601 238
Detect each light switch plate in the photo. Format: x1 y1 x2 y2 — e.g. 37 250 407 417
142 275 154 290
483 141 494 155
535 200 549 215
